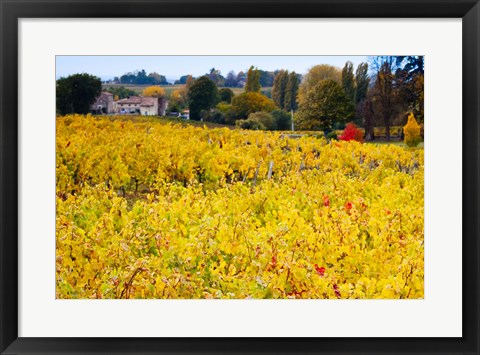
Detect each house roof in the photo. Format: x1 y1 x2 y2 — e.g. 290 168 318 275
116 96 160 107
140 97 158 107
117 96 143 105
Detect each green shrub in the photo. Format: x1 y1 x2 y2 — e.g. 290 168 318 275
202 109 226 124
326 131 338 140
236 118 265 130
270 110 291 131
247 112 276 130
218 88 235 103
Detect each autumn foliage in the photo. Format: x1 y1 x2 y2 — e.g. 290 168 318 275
403 113 421 147
339 122 363 142
56 115 424 299
142 86 166 97
229 92 276 121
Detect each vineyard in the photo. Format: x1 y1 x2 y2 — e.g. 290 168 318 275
56 115 424 299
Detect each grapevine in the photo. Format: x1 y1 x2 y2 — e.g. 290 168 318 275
56 115 424 299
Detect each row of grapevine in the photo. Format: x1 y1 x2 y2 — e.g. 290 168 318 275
57 115 423 194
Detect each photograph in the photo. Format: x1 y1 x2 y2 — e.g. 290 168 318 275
2 0 478 352
55 55 424 299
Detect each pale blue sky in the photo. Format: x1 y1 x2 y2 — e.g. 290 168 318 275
56 55 369 82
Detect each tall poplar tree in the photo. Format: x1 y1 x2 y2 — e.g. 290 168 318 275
272 70 289 109
342 61 355 103
245 66 261 92
284 71 299 112
354 62 372 139
354 62 369 104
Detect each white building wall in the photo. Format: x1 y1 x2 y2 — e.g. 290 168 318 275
141 106 157 116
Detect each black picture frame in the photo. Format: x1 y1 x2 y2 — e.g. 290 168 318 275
1 1 479 354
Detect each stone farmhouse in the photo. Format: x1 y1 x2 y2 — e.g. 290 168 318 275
90 92 115 114
91 92 168 116
116 96 168 116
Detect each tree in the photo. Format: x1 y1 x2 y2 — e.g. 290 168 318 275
119 70 167 85
187 76 218 120
296 79 354 131
185 75 195 91
413 73 424 122
342 61 355 103
271 109 292 130
365 56 422 140
395 56 424 122
396 56 424 77
245 66 261 92
259 70 275 87
354 62 371 139
272 70 289 110
169 88 188 111
207 68 225 86
284 71 299 112
56 73 102 115
136 69 149 84
148 72 168 85
298 64 341 107
354 63 369 105
229 92 276 123
225 71 238 87
371 57 397 141
175 74 193 85
403 112 421 147
218 88 235 103
236 71 247 85
120 72 136 84
142 86 166 97
361 92 377 141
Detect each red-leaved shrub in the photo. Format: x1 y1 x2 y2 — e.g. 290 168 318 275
339 122 363 142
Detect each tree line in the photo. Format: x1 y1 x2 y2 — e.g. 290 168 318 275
183 57 423 141
175 68 283 88
56 56 423 141
183 66 297 131
110 67 284 88
295 57 423 140
114 69 168 85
